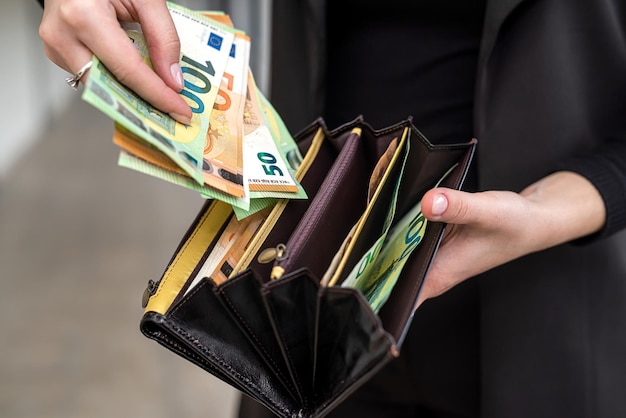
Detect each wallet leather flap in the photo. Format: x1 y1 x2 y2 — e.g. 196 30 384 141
262 272 320 405
141 281 300 417
312 283 396 416
215 271 303 403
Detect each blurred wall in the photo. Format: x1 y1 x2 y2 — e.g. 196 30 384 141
0 0 271 179
0 1 73 179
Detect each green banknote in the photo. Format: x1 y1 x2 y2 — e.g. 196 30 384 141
354 199 428 314
82 2 236 184
117 150 251 211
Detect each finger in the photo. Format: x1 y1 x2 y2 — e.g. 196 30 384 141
80 15 191 123
40 26 94 87
39 8 83 73
135 1 184 92
42 38 93 77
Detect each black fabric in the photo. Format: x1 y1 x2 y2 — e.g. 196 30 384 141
325 0 486 145
271 0 626 239
269 0 326 132
473 1 626 416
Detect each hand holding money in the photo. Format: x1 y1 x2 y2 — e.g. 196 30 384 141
38 0 192 124
73 2 304 210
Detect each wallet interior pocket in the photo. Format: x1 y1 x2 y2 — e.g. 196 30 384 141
269 126 368 280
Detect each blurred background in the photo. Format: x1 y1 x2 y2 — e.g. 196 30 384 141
0 1 272 417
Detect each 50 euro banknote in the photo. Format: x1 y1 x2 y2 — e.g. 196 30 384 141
341 163 459 313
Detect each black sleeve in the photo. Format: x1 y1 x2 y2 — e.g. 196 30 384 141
558 140 626 243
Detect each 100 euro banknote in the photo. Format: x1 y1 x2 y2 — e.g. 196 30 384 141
82 2 236 185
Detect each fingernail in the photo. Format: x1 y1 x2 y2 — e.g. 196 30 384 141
171 63 184 91
432 194 448 216
170 112 191 125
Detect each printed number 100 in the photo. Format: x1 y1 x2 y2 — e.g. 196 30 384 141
179 55 215 114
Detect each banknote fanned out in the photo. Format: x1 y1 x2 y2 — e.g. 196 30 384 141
97 2 305 206
117 150 252 211
82 3 236 185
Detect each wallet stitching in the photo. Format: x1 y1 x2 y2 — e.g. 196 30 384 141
149 329 213 372
170 278 208 315
169 280 299 410
171 323 293 416
263 292 307 404
277 135 359 273
147 118 476 417
219 291 298 395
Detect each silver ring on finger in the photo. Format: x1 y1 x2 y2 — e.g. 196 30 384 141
65 60 93 91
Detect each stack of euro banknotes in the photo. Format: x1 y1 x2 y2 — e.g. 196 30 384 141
82 2 305 219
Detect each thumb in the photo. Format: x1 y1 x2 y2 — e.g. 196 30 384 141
421 188 486 225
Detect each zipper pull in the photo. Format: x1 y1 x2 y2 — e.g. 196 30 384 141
142 279 159 308
257 243 288 264
270 266 285 280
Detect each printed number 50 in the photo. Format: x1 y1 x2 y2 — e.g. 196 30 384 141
258 152 284 176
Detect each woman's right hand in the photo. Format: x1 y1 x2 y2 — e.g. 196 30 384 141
38 0 192 124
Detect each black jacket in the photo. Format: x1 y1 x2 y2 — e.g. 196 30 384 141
269 0 626 416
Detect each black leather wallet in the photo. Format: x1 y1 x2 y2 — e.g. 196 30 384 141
140 116 476 417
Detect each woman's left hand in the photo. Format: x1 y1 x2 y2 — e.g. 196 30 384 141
416 171 606 308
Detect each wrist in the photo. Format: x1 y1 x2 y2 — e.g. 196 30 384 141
520 171 606 248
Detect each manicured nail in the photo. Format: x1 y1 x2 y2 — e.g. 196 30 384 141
170 112 191 125
170 63 184 91
432 194 448 216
